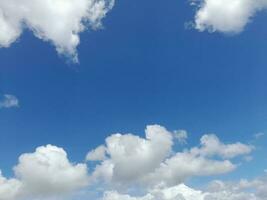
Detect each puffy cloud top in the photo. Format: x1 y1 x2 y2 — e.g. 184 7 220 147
192 0 267 33
0 0 115 62
86 145 107 161
0 145 88 200
102 184 206 200
89 125 252 188
0 125 258 200
191 134 253 159
92 125 174 183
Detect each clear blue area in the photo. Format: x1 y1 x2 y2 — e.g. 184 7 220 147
0 0 267 179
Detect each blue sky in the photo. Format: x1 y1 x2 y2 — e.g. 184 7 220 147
1 0 267 199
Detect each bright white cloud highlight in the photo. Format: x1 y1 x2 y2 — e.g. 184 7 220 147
0 94 19 109
102 184 206 200
102 176 267 200
191 0 267 33
0 0 115 62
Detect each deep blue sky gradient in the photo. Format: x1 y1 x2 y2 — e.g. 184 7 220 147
0 0 267 180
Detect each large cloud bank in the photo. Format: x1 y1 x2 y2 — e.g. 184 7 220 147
0 0 114 62
102 177 267 200
191 0 267 33
0 125 263 200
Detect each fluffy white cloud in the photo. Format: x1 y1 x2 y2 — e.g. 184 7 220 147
88 125 252 188
204 178 267 200
0 94 19 109
0 145 89 200
86 145 107 161
190 134 253 159
141 152 235 187
0 0 115 62
102 184 206 200
191 0 267 33
0 172 21 200
102 176 267 200
93 125 173 184
0 125 257 200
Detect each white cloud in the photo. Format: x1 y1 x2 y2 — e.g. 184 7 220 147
191 0 267 34
205 178 267 200
0 0 115 62
254 132 265 139
86 145 107 161
190 134 253 159
0 172 21 200
0 145 89 200
0 94 19 109
102 184 207 200
174 130 188 145
102 176 267 200
92 125 173 184
88 125 252 188
0 125 257 200
141 151 236 187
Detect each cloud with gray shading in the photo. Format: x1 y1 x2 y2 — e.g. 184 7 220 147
0 0 115 62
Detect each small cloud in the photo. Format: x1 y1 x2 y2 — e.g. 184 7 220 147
254 132 265 139
243 156 253 162
0 94 19 109
174 130 188 145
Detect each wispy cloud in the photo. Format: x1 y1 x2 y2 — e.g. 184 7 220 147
0 94 19 109
254 132 265 139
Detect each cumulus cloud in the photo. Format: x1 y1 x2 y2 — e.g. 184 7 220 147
141 151 236 187
102 176 267 200
204 177 267 200
102 184 206 200
0 145 89 200
88 125 252 188
0 125 257 200
0 172 21 200
0 0 115 62
0 94 19 109
92 125 173 184
190 134 253 159
191 0 267 33
86 145 107 161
